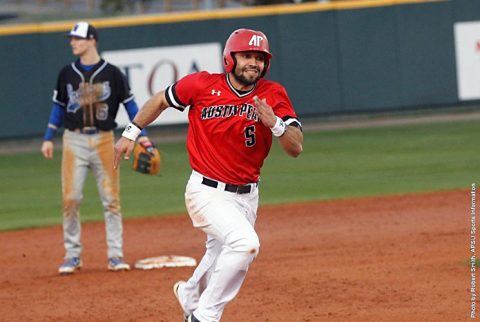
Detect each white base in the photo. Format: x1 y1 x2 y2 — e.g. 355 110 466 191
135 255 197 270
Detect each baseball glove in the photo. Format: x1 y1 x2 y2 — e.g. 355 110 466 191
132 140 161 176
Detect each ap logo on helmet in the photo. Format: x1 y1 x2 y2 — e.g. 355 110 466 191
248 35 264 47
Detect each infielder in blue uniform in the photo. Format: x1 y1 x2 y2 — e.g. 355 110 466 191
41 21 151 274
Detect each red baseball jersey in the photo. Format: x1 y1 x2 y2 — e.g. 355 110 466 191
165 71 301 185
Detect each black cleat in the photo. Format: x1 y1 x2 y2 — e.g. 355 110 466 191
187 314 201 322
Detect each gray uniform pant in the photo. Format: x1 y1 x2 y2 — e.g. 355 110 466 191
62 130 124 259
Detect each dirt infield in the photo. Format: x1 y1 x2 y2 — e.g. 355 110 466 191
0 189 470 321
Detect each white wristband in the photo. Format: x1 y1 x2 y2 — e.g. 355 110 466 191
122 123 142 141
271 116 286 137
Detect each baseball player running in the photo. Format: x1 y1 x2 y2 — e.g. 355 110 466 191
41 22 151 274
114 28 303 321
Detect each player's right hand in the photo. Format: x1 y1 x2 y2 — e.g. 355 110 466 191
41 141 54 159
114 137 135 169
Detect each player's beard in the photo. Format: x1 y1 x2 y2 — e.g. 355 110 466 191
233 66 261 86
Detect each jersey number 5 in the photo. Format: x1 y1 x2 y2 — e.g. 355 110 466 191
244 125 256 147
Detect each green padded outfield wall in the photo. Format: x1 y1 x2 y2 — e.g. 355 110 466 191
0 0 476 138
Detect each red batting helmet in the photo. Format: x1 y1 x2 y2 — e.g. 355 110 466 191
223 28 272 77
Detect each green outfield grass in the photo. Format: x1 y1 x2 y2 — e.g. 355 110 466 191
0 119 478 231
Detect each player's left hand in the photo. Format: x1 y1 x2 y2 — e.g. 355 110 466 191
114 137 135 169
132 138 161 175
253 96 276 128
138 136 153 149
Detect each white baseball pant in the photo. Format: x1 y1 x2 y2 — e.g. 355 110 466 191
179 170 260 322
61 130 124 259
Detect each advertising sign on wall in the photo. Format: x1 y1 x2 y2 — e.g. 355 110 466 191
103 43 222 127
454 21 480 100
